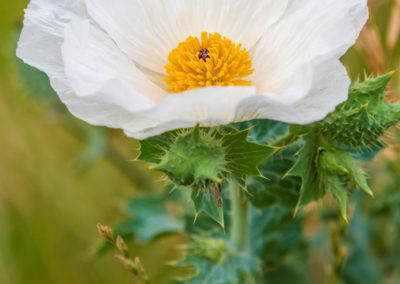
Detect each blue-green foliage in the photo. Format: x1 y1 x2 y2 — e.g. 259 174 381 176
173 236 260 284
109 74 400 283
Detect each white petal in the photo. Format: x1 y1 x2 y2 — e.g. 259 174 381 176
17 0 88 79
234 59 350 125
17 0 166 131
123 86 257 139
252 0 368 104
84 0 288 74
62 19 166 111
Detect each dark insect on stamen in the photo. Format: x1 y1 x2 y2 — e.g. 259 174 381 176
198 48 210 62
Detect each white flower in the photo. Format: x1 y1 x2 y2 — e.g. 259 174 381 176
17 0 368 140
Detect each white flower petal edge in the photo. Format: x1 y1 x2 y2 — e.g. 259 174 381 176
17 0 368 140
16 0 163 131
252 0 369 104
234 59 350 125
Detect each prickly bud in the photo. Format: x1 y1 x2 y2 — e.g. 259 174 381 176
153 125 225 188
319 73 400 149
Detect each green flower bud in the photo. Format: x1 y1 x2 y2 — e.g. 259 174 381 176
153 125 225 188
319 73 400 149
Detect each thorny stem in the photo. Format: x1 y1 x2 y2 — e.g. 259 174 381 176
230 178 249 251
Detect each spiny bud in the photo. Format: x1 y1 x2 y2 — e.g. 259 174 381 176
319 73 400 149
153 125 225 188
97 223 114 243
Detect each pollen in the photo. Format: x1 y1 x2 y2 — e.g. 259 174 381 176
164 32 254 93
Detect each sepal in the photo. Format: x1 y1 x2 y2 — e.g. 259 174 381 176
288 133 372 221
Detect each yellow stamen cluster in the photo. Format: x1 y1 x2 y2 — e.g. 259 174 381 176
164 32 254 93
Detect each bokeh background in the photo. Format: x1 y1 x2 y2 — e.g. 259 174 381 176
1 0 400 283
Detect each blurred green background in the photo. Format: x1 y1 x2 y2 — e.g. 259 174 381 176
0 1 186 283
1 1 400 283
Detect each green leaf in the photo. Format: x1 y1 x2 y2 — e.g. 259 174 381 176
247 143 301 209
233 119 289 144
137 130 178 164
95 192 185 255
221 129 278 177
341 195 381 284
115 194 185 243
249 206 303 261
191 186 225 230
249 206 308 284
174 237 260 284
288 133 324 212
289 133 373 220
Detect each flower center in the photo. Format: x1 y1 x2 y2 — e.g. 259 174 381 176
164 32 254 93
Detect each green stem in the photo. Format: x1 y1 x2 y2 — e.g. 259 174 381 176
230 179 249 251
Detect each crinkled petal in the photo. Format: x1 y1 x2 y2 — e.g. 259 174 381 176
234 59 350 125
17 0 166 131
84 0 288 74
17 0 88 79
62 19 165 111
251 0 368 104
123 86 257 139
123 59 348 138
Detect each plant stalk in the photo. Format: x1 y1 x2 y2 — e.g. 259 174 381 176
230 179 249 251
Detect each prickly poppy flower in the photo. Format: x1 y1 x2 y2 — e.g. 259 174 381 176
17 0 368 139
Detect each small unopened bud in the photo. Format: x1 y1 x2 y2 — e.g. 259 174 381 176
116 235 129 257
97 223 115 243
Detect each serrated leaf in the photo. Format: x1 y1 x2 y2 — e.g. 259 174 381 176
191 187 225 230
137 130 178 164
174 248 259 284
326 175 349 222
249 205 307 283
221 129 278 177
247 143 301 209
249 206 303 260
288 133 324 211
233 119 289 144
289 133 373 219
106 194 184 245
95 193 185 256
338 152 373 197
